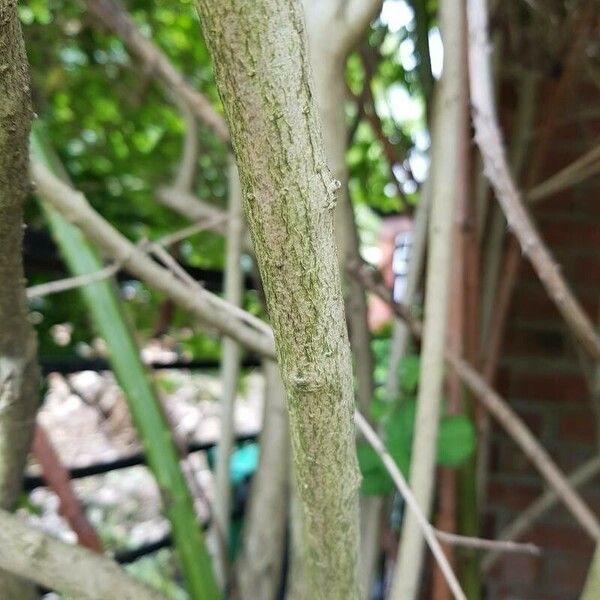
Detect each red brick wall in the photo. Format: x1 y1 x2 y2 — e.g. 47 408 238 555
483 78 600 599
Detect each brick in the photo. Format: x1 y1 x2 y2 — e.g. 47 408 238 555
487 479 542 511
542 555 590 591
496 553 542 587
514 290 561 321
527 523 595 554
558 412 597 443
512 372 586 403
574 256 600 286
540 222 600 249
503 327 567 359
496 440 540 477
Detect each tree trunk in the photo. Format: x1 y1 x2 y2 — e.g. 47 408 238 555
306 51 375 417
0 2 39 597
195 1 361 596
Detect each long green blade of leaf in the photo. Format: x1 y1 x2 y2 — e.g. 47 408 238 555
30 124 220 600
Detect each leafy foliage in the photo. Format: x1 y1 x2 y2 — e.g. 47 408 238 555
358 355 476 495
358 401 476 495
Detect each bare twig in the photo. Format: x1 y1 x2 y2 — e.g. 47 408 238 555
26 216 227 300
527 141 600 204
32 159 275 358
354 411 467 600
84 0 229 143
27 264 120 299
467 0 600 364
155 214 229 247
351 262 600 541
434 530 539 556
483 456 600 571
480 1 596 401
213 158 244 590
356 409 540 576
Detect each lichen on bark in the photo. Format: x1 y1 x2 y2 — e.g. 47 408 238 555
195 0 361 597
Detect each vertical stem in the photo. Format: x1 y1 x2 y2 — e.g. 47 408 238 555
236 361 289 600
433 11 472 593
385 184 430 400
0 3 39 596
195 1 362 596
213 156 244 588
408 0 434 107
309 57 375 417
390 1 466 597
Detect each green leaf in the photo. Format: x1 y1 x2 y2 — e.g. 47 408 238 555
361 466 395 495
437 415 476 467
357 443 394 495
385 401 415 476
357 442 382 474
399 355 420 393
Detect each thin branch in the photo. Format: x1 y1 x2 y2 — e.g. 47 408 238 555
84 0 230 143
0 509 167 600
27 264 120 300
483 456 600 571
351 262 600 541
31 159 275 358
31 426 103 552
155 214 229 247
480 0 596 397
408 0 434 106
173 100 199 192
340 0 385 54
355 410 540 574
213 158 244 590
467 0 600 364
527 141 600 204
155 186 254 249
26 216 227 300
434 530 539 556
354 411 467 600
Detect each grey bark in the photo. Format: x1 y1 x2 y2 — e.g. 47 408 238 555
305 46 374 417
236 360 289 600
0 509 167 600
301 5 382 595
0 3 39 597
195 1 362 596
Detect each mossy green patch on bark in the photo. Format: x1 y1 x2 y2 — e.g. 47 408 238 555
196 1 361 597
